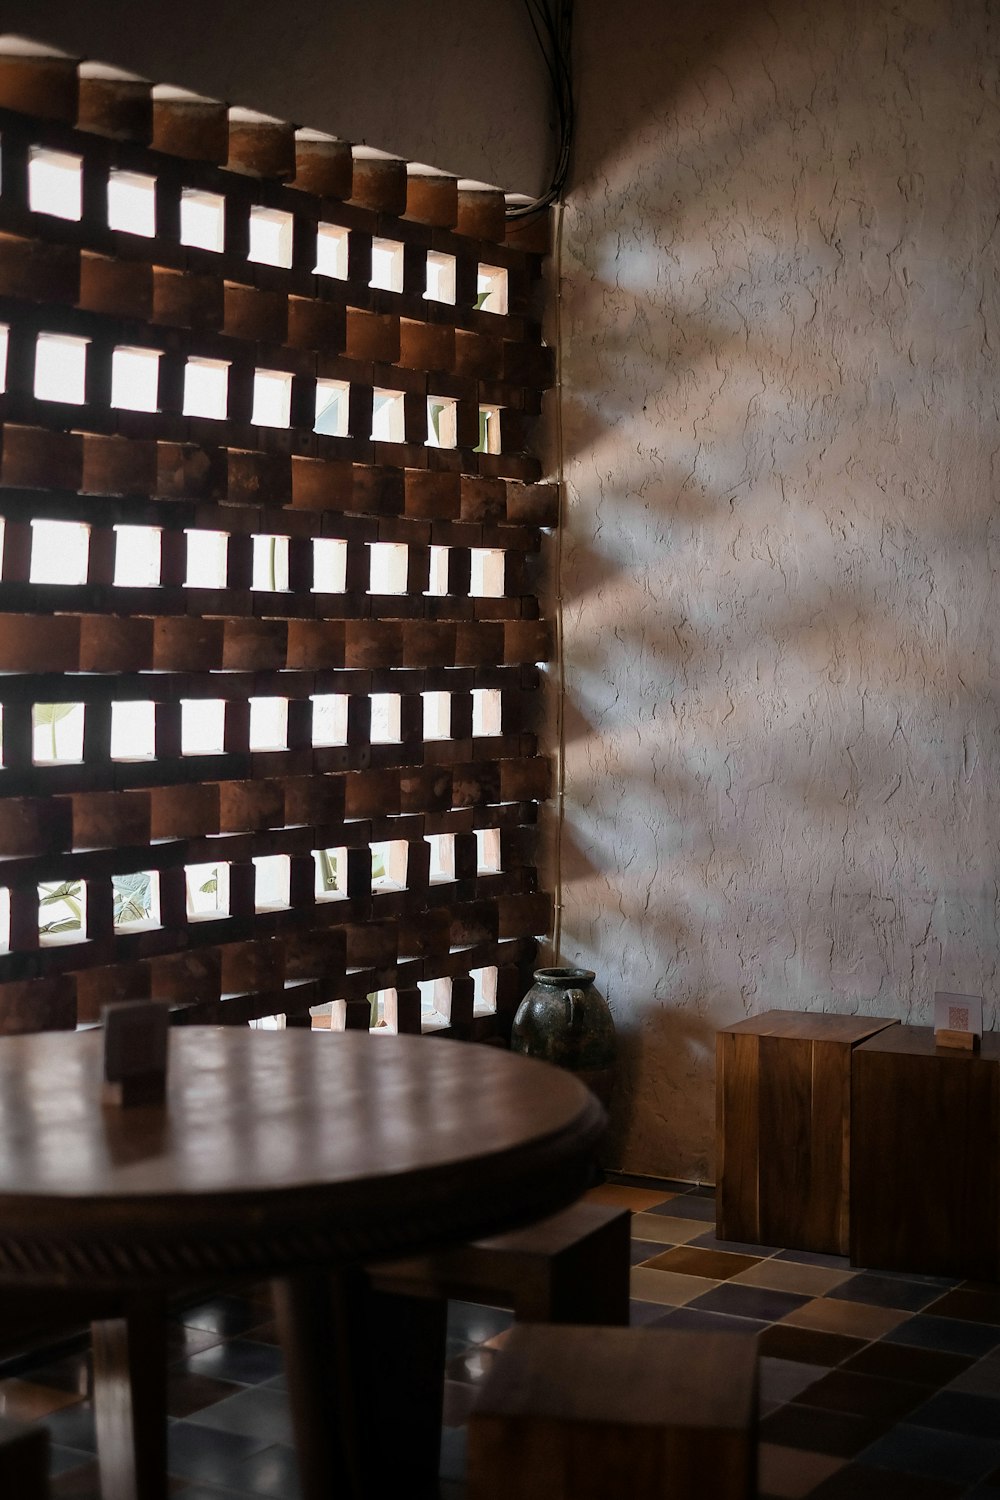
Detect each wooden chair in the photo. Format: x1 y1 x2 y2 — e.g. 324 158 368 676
468 1323 759 1500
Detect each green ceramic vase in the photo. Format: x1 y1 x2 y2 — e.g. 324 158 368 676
511 967 617 1108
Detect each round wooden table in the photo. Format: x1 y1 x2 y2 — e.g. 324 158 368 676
0 1028 605 1499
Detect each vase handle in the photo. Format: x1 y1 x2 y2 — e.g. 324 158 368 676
565 988 586 1031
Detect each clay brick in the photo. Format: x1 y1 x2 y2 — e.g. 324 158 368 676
152 95 228 162
76 962 151 1023
287 296 346 354
0 52 78 121
506 481 559 527
455 622 505 667
405 173 458 228
157 442 226 500
0 232 79 303
80 616 153 672
150 948 222 1006
219 779 285 832
504 340 555 389
500 756 551 802
461 475 508 523
222 618 288 670
82 433 158 496
0 975 76 1035
285 925 348 981
284 775 346 826
228 116 295 179
226 448 291 505
404 469 461 520
346 308 400 364
399 319 454 373
504 619 552 665
72 790 150 849
154 266 224 331
454 329 504 381
78 71 153 142
292 455 353 512
0 797 73 858
353 464 404 516
456 188 506 243
344 767 400 819
350 154 407 216
452 761 501 809
223 281 288 343
498 891 552 939
287 619 345 669
504 208 552 256
153 617 224 671
150 783 220 839
2 425 82 490
294 134 353 198
402 619 456 668
344 619 403 668
79 252 153 320
0 614 79 671
222 938 285 994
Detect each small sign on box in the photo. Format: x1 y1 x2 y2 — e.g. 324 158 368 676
933 992 983 1052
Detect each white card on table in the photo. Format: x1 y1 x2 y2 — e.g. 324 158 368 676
933 992 983 1038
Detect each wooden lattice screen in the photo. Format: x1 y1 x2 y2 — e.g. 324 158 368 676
0 50 555 1039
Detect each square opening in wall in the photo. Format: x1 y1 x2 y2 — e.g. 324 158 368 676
419 976 452 1032
110 700 156 760
107 170 156 236
369 988 394 1030
183 357 229 420
252 533 289 591
30 519 89 585
471 965 498 1015
314 223 349 279
0 324 8 393
422 691 450 740
185 530 228 588
426 546 449 596
427 397 457 449
476 264 508 314
472 688 502 736
369 693 400 743
251 368 292 428
28 147 82 220
32 702 84 764
314 379 350 437
180 188 225 252
476 827 502 872
368 542 407 594
312 538 347 593
310 693 347 746
34 333 88 404
425 832 455 883
425 251 456 304
114 526 161 588
371 841 407 890
471 548 505 597
476 405 502 455
248 205 293 267
249 1014 286 1030
0 888 9 953
371 389 405 443
186 861 229 919
38 878 85 944
112 870 159 929
248 696 288 750
111 346 161 412
313 846 347 900
370 237 404 292
180 698 226 755
253 854 290 911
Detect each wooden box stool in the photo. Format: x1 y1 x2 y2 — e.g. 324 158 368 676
851 1025 1000 1279
717 1010 898 1253
0 1415 49 1498
468 1324 758 1500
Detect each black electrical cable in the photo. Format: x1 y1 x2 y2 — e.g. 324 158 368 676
506 0 575 218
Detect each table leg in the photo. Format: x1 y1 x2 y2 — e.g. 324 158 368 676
91 1294 167 1500
274 1266 447 1499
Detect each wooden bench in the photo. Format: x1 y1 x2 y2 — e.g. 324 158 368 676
359 1200 630 1485
468 1324 758 1500
0 1415 49 1498
717 1010 898 1253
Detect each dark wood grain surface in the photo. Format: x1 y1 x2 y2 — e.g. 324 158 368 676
0 1028 606 1285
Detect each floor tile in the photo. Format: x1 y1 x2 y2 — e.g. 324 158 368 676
759 1356 829 1406
761 1402 887 1458
733 1260 852 1297
688 1282 810 1323
776 1248 852 1270
629 1298 670 1326
945 1352 1000 1398
654 1306 769 1337
0 1377 83 1420
48 1446 95 1479
185 1386 295 1446
758 1324 867 1368
175 1296 264 1339
758 1441 845 1497
184 1339 285 1387
689 1230 783 1255
628 1211 706 1245
167 1372 243 1419
841 1341 972 1387
809 1462 965 1497
446 1302 512 1347
223 1442 303 1499
928 1289 1000 1325
908 1390 1000 1439
828 1273 947 1313
796 1368 930 1423
629 1238 664 1265
885 1316 1000 1360
647 1194 716 1222
584 1183 675 1211
640 1245 760 1279
629 1266 718 1307
859 1423 1000 1485
166 1423 273 1489
43 1401 97 1453
782 1296 910 1340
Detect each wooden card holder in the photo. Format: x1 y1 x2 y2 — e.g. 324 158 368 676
101 1000 169 1107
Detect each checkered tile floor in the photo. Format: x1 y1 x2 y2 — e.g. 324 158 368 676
3 1176 999 1498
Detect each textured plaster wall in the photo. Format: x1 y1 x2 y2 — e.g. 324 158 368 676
0 0 550 195
559 0 1000 1178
